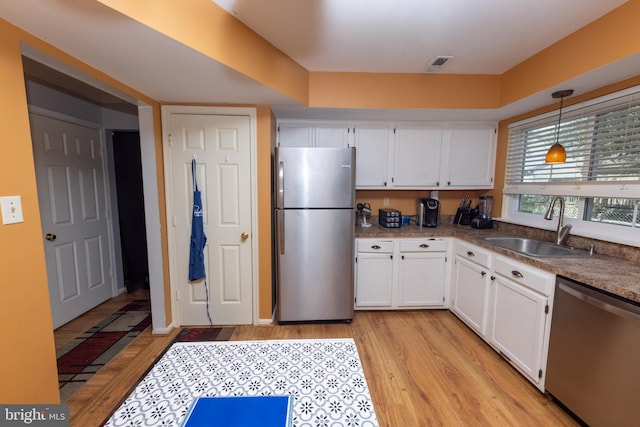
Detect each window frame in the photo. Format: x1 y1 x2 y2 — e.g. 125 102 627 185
502 86 640 248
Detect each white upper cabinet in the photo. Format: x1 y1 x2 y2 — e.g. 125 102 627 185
277 121 314 147
353 122 394 188
442 124 496 188
314 122 350 148
393 124 443 188
277 120 350 148
277 119 497 190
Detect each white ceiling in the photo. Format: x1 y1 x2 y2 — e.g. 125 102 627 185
213 0 626 74
0 0 637 121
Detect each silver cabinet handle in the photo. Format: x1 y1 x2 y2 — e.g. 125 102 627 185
511 270 523 278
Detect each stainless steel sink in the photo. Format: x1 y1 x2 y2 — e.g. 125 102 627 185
482 237 591 257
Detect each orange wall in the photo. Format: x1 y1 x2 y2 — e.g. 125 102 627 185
0 20 59 403
0 18 165 403
310 73 501 109
256 106 275 319
356 190 490 218
499 0 640 106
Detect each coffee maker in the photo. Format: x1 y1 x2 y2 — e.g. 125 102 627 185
471 196 493 229
417 198 440 228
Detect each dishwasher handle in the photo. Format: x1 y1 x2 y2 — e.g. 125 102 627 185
558 282 640 321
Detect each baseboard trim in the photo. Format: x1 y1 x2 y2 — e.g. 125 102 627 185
151 324 174 335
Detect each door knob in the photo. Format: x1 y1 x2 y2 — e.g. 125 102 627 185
241 232 249 241
45 233 57 241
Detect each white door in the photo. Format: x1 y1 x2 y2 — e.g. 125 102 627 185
31 114 113 329
168 113 253 325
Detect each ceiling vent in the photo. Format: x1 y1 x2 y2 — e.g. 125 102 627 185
425 55 454 73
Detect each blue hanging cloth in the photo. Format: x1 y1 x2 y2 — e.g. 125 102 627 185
189 158 207 281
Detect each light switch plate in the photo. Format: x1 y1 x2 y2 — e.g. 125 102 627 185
1 196 24 224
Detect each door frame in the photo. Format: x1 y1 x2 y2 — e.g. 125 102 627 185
22 46 168 333
161 105 259 326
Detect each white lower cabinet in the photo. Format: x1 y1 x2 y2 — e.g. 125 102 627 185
355 236 556 390
355 238 448 309
488 256 554 391
451 241 492 336
354 240 394 307
450 241 555 392
397 239 448 307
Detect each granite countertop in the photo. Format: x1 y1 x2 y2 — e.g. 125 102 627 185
356 223 640 304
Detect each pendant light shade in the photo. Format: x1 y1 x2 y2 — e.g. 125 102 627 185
545 142 566 163
545 89 574 164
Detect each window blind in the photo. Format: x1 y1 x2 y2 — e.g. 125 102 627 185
505 87 640 197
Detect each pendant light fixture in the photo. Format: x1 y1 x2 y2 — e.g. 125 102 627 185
545 89 574 164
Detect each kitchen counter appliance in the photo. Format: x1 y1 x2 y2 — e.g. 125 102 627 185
274 147 355 323
379 208 401 228
471 195 493 229
546 276 640 426
417 198 439 227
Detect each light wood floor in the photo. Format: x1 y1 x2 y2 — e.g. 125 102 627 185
58 293 578 426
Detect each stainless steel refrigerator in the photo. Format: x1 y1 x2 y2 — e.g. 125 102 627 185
274 147 355 322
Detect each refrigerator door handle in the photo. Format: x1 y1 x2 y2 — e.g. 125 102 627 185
277 161 285 207
277 209 285 255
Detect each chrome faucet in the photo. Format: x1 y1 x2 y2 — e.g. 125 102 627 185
544 196 572 245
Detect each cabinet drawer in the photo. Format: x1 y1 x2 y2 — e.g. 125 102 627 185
495 256 554 296
399 238 447 252
456 240 492 268
357 239 394 253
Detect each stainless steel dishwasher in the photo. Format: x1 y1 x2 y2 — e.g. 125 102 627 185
546 276 640 427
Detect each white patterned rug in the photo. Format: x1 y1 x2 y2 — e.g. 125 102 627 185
104 338 379 427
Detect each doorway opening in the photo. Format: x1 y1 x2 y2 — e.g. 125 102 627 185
112 130 149 293
23 56 151 324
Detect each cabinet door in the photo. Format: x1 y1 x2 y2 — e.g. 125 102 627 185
489 276 548 386
355 252 394 308
397 252 446 307
315 123 350 148
393 125 442 187
451 256 491 336
444 125 496 188
278 122 313 147
354 123 393 188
